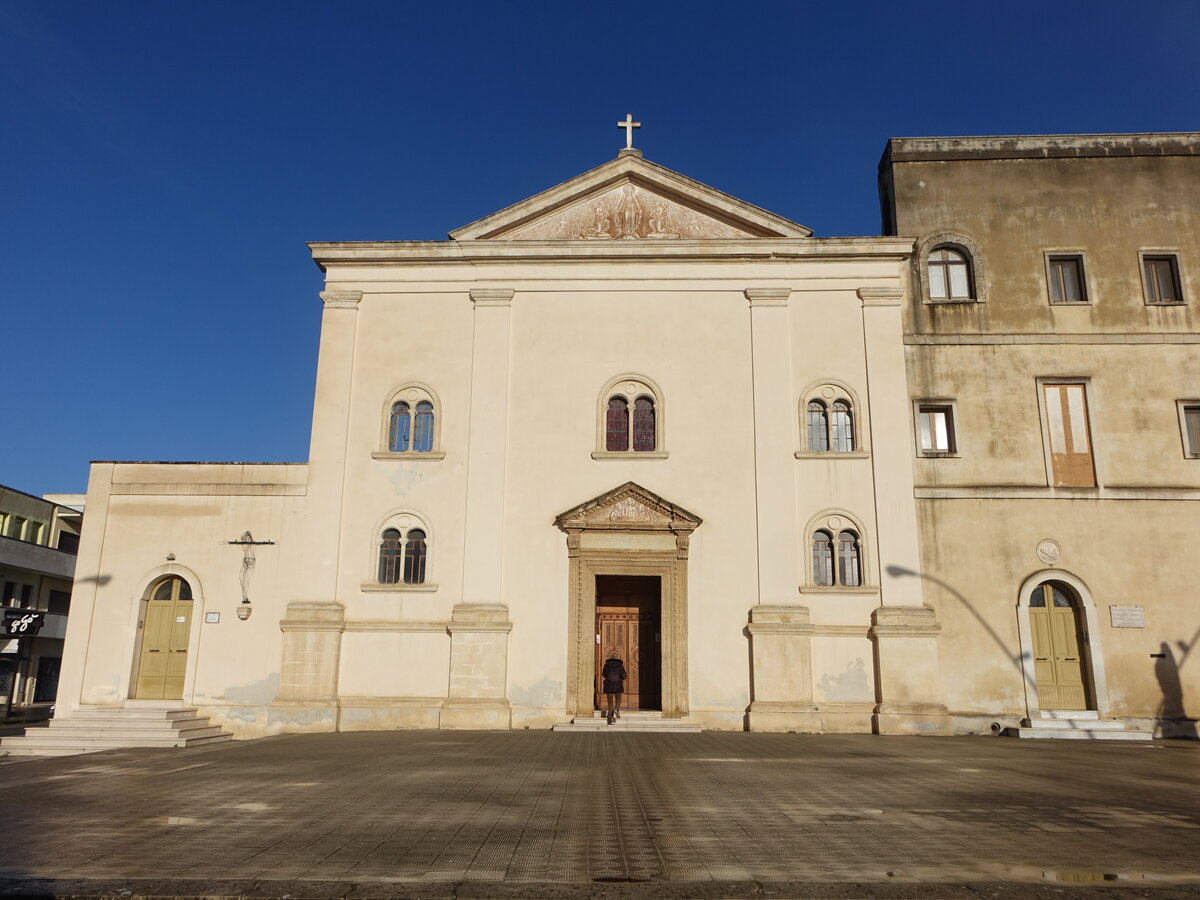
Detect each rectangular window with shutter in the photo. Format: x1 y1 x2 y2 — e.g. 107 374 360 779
1043 383 1096 487
1142 254 1183 305
1179 402 1200 458
1047 255 1088 304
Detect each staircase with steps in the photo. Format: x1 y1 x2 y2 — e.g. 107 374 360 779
0 703 234 756
1003 709 1153 741
553 709 701 733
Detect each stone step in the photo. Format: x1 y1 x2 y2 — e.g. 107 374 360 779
553 713 701 733
41 715 217 731
0 706 233 757
27 723 227 741
1035 709 1100 720
1004 725 1153 741
67 707 201 721
1 733 232 756
1027 717 1127 730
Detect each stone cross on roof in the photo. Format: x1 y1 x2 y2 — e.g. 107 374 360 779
617 114 641 150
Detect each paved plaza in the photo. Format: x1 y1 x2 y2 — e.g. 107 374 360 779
0 730 1198 898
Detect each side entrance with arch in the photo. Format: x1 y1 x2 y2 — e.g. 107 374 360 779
1016 570 1111 717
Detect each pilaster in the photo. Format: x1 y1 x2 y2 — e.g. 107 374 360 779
746 604 819 732
270 600 345 733
440 603 513 730
305 290 362 600
745 288 799 606
460 288 514 606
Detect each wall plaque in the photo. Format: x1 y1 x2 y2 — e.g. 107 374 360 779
1109 605 1146 628
205 612 221 624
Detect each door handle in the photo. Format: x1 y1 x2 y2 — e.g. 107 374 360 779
1062 657 1078 661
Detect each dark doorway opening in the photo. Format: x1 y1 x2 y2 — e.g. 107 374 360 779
595 575 661 711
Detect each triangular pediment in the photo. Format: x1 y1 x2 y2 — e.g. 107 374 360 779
555 482 703 532
451 153 811 241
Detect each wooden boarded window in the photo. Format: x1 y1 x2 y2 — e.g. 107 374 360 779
1044 383 1096 487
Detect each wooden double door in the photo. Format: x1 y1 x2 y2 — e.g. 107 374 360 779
1029 581 1091 710
595 575 661 711
134 576 193 700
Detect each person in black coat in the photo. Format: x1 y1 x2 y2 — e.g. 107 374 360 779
601 654 627 724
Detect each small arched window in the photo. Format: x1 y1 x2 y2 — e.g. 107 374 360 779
928 246 974 301
836 530 861 587
804 393 856 453
377 526 427 585
812 530 834 586
632 397 656 451
389 403 412 452
807 401 829 452
596 376 666 457
606 396 629 451
412 401 434 452
830 401 854 453
808 517 867 588
378 528 403 583
403 529 427 584
379 385 443 458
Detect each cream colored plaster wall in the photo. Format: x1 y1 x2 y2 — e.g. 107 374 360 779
917 497 1199 723
56 463 310 736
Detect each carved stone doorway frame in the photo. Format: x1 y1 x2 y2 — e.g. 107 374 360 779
556 482 701 719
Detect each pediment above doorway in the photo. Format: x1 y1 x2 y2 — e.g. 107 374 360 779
554 481 702 534
450 153 812 241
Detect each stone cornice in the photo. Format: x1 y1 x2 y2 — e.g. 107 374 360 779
745 288 791 307
469 288 515 306
309 237 915 269
858 287 904 307
319 290 362 309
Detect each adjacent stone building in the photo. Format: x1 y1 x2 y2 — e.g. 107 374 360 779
880 133 1199 738
7 131 1195 752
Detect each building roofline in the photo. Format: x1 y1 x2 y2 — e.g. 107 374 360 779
879 132 1200 169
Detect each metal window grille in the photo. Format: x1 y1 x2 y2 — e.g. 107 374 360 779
412 401 434 452
606 396 629 451
837 531 861 587
830 400 854 452
807 401 828 452
389 402 411 452
812 531 834 586
632 397 655 451
378 529 402 584
403 530 427 584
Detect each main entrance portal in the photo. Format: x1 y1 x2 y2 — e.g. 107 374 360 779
556 482 701 720
595 575 661 710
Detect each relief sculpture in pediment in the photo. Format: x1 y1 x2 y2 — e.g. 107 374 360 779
505 183 753 241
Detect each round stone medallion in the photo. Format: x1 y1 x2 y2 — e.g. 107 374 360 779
1036 539 1061 565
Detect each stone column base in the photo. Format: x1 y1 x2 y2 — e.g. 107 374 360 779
873 701 952 735
268 699 339 733
439 698 512 730
748 701 820 733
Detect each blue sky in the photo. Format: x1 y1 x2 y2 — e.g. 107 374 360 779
3 1 1198 495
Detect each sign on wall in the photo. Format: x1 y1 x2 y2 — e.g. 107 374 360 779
1109 605 1147 628
3 610 45 636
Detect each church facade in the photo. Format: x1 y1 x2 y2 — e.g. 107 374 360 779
43 132 1199 744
